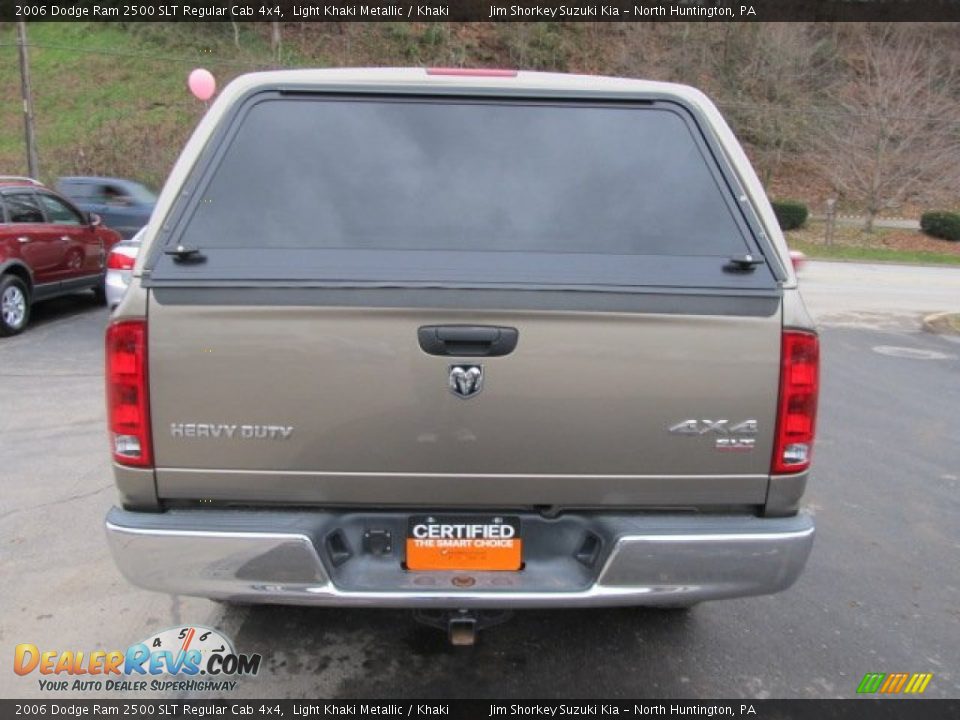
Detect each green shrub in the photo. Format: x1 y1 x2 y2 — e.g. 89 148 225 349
771 200 809 231
920 211 960 242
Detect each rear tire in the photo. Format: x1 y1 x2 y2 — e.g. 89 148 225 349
92 274 107 306
0 275 30 336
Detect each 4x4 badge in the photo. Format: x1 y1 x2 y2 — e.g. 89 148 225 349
669 418 758 452
449 365 483 399
669 419 758 435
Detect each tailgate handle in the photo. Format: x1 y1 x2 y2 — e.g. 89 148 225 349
418 325 519 357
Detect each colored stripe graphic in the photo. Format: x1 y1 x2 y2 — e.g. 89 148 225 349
858 672 933 694
880 673 909 693
904 673 933 694
857 673 885 693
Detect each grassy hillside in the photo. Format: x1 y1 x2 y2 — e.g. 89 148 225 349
0 22 280 188
1 22 544 188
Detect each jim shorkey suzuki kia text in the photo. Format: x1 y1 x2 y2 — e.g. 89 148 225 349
104 68 818 644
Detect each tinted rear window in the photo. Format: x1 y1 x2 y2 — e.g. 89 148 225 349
185 99 750 254
152 96 774 290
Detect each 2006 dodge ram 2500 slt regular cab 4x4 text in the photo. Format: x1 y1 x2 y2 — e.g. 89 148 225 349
104 69 818 634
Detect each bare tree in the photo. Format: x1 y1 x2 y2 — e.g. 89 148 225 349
648 24 834 187
819 27 960 231
221 1 240 48
718 24 834 186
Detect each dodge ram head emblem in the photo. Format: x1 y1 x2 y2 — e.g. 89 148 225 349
449 365 483 398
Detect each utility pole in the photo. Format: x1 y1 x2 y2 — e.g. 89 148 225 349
16 21 40 180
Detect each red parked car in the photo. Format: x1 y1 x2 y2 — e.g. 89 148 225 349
0 176 121 335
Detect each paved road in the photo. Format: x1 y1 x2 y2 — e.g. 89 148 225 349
1 264 958 699
801 260 960 332
809 216 920 230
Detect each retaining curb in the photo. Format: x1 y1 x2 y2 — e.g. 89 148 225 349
922 312 960 336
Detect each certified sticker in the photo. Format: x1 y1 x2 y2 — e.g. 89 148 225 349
406 516 522 571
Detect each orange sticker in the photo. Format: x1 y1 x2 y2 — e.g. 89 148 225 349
405 516 522 571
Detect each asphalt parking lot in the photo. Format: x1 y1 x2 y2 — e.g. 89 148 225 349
1 262 958 699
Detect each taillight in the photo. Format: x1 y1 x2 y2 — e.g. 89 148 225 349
789 250 807 273
106 320 152 467
107 250 136 270
772 330 819 474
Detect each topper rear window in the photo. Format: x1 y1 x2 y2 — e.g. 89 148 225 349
148 95 775 290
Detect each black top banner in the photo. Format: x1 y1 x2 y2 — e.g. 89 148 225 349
2 700 960 720
2 0 960 22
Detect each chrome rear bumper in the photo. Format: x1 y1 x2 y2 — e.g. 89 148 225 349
105 507 814 608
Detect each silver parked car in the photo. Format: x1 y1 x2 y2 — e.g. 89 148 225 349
104 69 819 643
104 229 143 309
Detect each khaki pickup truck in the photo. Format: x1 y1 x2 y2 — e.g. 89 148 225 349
104 69 818 641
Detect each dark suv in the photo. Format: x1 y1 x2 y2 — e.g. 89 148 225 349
0 177 122 336
56 176 156 240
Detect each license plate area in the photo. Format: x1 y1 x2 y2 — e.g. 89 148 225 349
405 515 522 571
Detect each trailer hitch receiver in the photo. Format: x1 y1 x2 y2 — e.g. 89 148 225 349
413 608 514 646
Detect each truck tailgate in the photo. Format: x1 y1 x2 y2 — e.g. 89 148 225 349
148 293 780 507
